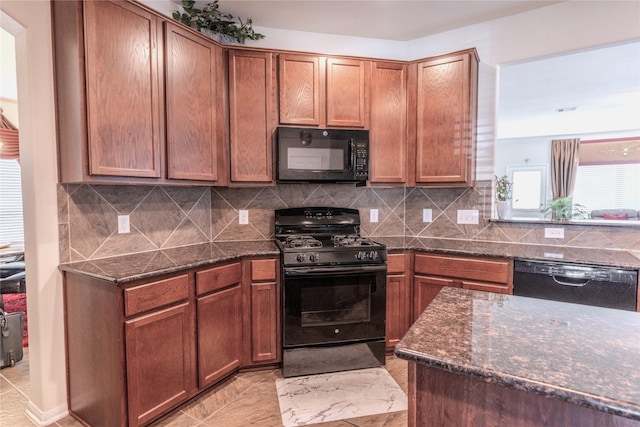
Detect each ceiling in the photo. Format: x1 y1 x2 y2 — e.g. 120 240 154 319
212 0 562 41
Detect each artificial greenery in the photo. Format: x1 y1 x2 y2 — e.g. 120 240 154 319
494 175 512 201
172 0 265 44
542 196 588 220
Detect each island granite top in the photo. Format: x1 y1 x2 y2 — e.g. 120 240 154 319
394 287 640 421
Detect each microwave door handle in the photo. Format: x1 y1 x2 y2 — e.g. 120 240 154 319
349 138 356 172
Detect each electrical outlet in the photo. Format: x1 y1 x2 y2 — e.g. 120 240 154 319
117 215 130 234
422 209 432 223
239 210 249 225
370 209 379 223
544 227 564 239
457 209 479 225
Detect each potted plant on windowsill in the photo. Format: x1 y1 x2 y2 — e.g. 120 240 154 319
494 175 512 219
172 0 265 45
542 196 589 220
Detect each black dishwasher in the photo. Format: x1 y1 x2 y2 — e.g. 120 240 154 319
513 259 638 311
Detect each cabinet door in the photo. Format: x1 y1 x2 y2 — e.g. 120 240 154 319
197 285 243 388
165 22 225 183
370 62 407 184
125 303 194 426
415 50 477 186
83 0 162 178
279 53 325 126
250 281 279 362
326 58 369 128
413 275 458 321
229 50 276 183
386 273 411 349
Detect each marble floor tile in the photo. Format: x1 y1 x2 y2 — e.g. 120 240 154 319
276 367 408 427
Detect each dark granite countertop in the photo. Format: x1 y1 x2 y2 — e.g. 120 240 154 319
372 237 640 270
394 287 640 421
59 241 279 284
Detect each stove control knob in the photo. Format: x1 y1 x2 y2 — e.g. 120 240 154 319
369 251 378 260
355 251 364 260
309 253 318 262
296 253 306 263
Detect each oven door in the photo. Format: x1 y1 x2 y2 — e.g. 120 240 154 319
282 264 386 348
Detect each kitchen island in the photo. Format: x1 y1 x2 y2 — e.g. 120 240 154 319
394 287 640 427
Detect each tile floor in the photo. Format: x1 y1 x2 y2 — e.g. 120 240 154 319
1 349 408 427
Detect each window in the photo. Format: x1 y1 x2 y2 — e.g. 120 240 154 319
507 164 548 218
573 163 640 211
0 159 24 243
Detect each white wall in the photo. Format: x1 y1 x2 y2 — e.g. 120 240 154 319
0 2 66 426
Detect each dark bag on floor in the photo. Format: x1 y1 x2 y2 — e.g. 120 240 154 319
0 311 24 368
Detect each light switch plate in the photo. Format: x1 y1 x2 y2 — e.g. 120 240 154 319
117 215 130 234
544 227 564 239
239 210 249 225
457 209 479 225
370 209 379 223
423 209 433 223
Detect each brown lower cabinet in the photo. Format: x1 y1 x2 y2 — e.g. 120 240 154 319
413 252 513 321
63 256 279 427
385 252 412 350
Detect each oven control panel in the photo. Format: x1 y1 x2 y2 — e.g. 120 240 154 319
284 248 386 266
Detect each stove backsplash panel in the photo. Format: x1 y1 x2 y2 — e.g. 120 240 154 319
58 181 638 263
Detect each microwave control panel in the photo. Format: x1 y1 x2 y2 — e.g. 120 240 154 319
355 141 369 178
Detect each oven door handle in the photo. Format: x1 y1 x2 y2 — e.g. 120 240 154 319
284 264 387 276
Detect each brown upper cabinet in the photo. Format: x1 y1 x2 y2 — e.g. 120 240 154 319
408 48 479 187
52 0 227 185
278 54 370 128
228 49 277 185
369 61 408 184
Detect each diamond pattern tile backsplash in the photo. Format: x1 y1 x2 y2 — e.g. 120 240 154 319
58 181 638 263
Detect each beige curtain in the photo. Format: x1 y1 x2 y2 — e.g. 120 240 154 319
551 138 580 199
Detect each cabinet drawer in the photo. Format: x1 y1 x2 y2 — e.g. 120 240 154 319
462 280 510 295
196 262 242 296
415 253 510 284
251 259 277 281
125 274 190 317
387 253 406 274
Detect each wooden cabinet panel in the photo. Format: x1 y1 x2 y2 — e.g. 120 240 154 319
229 49 277 184
370 61 407 184
386 273 411 349
196 262 242 295
165 22 224 182
125 303 195 426
197 285 243 387
124 274 189 317
415 253 510 284
244 257 281 366
250 281 279 362
414 49 478 186
83 0 162 178
279 53 325 126
414 275 458 320
326 58 369 128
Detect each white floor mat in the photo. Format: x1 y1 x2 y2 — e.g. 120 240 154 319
276 367 407 427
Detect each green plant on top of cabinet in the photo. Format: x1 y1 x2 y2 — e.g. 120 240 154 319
52 0 227 185
278 53 370 128
409 48 479 187
228 49 277 184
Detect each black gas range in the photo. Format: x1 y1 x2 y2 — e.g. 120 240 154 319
275 207 388 377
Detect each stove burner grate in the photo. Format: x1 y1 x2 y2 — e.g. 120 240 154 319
284 235 323 249
332 235 376 247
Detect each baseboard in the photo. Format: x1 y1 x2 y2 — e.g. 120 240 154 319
25 401 69 426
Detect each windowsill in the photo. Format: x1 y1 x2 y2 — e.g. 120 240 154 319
490 218 640 227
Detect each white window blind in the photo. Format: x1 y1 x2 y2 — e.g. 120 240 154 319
573 163 640 211
0 159 24 243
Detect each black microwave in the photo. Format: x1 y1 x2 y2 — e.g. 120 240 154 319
276 127 369 184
